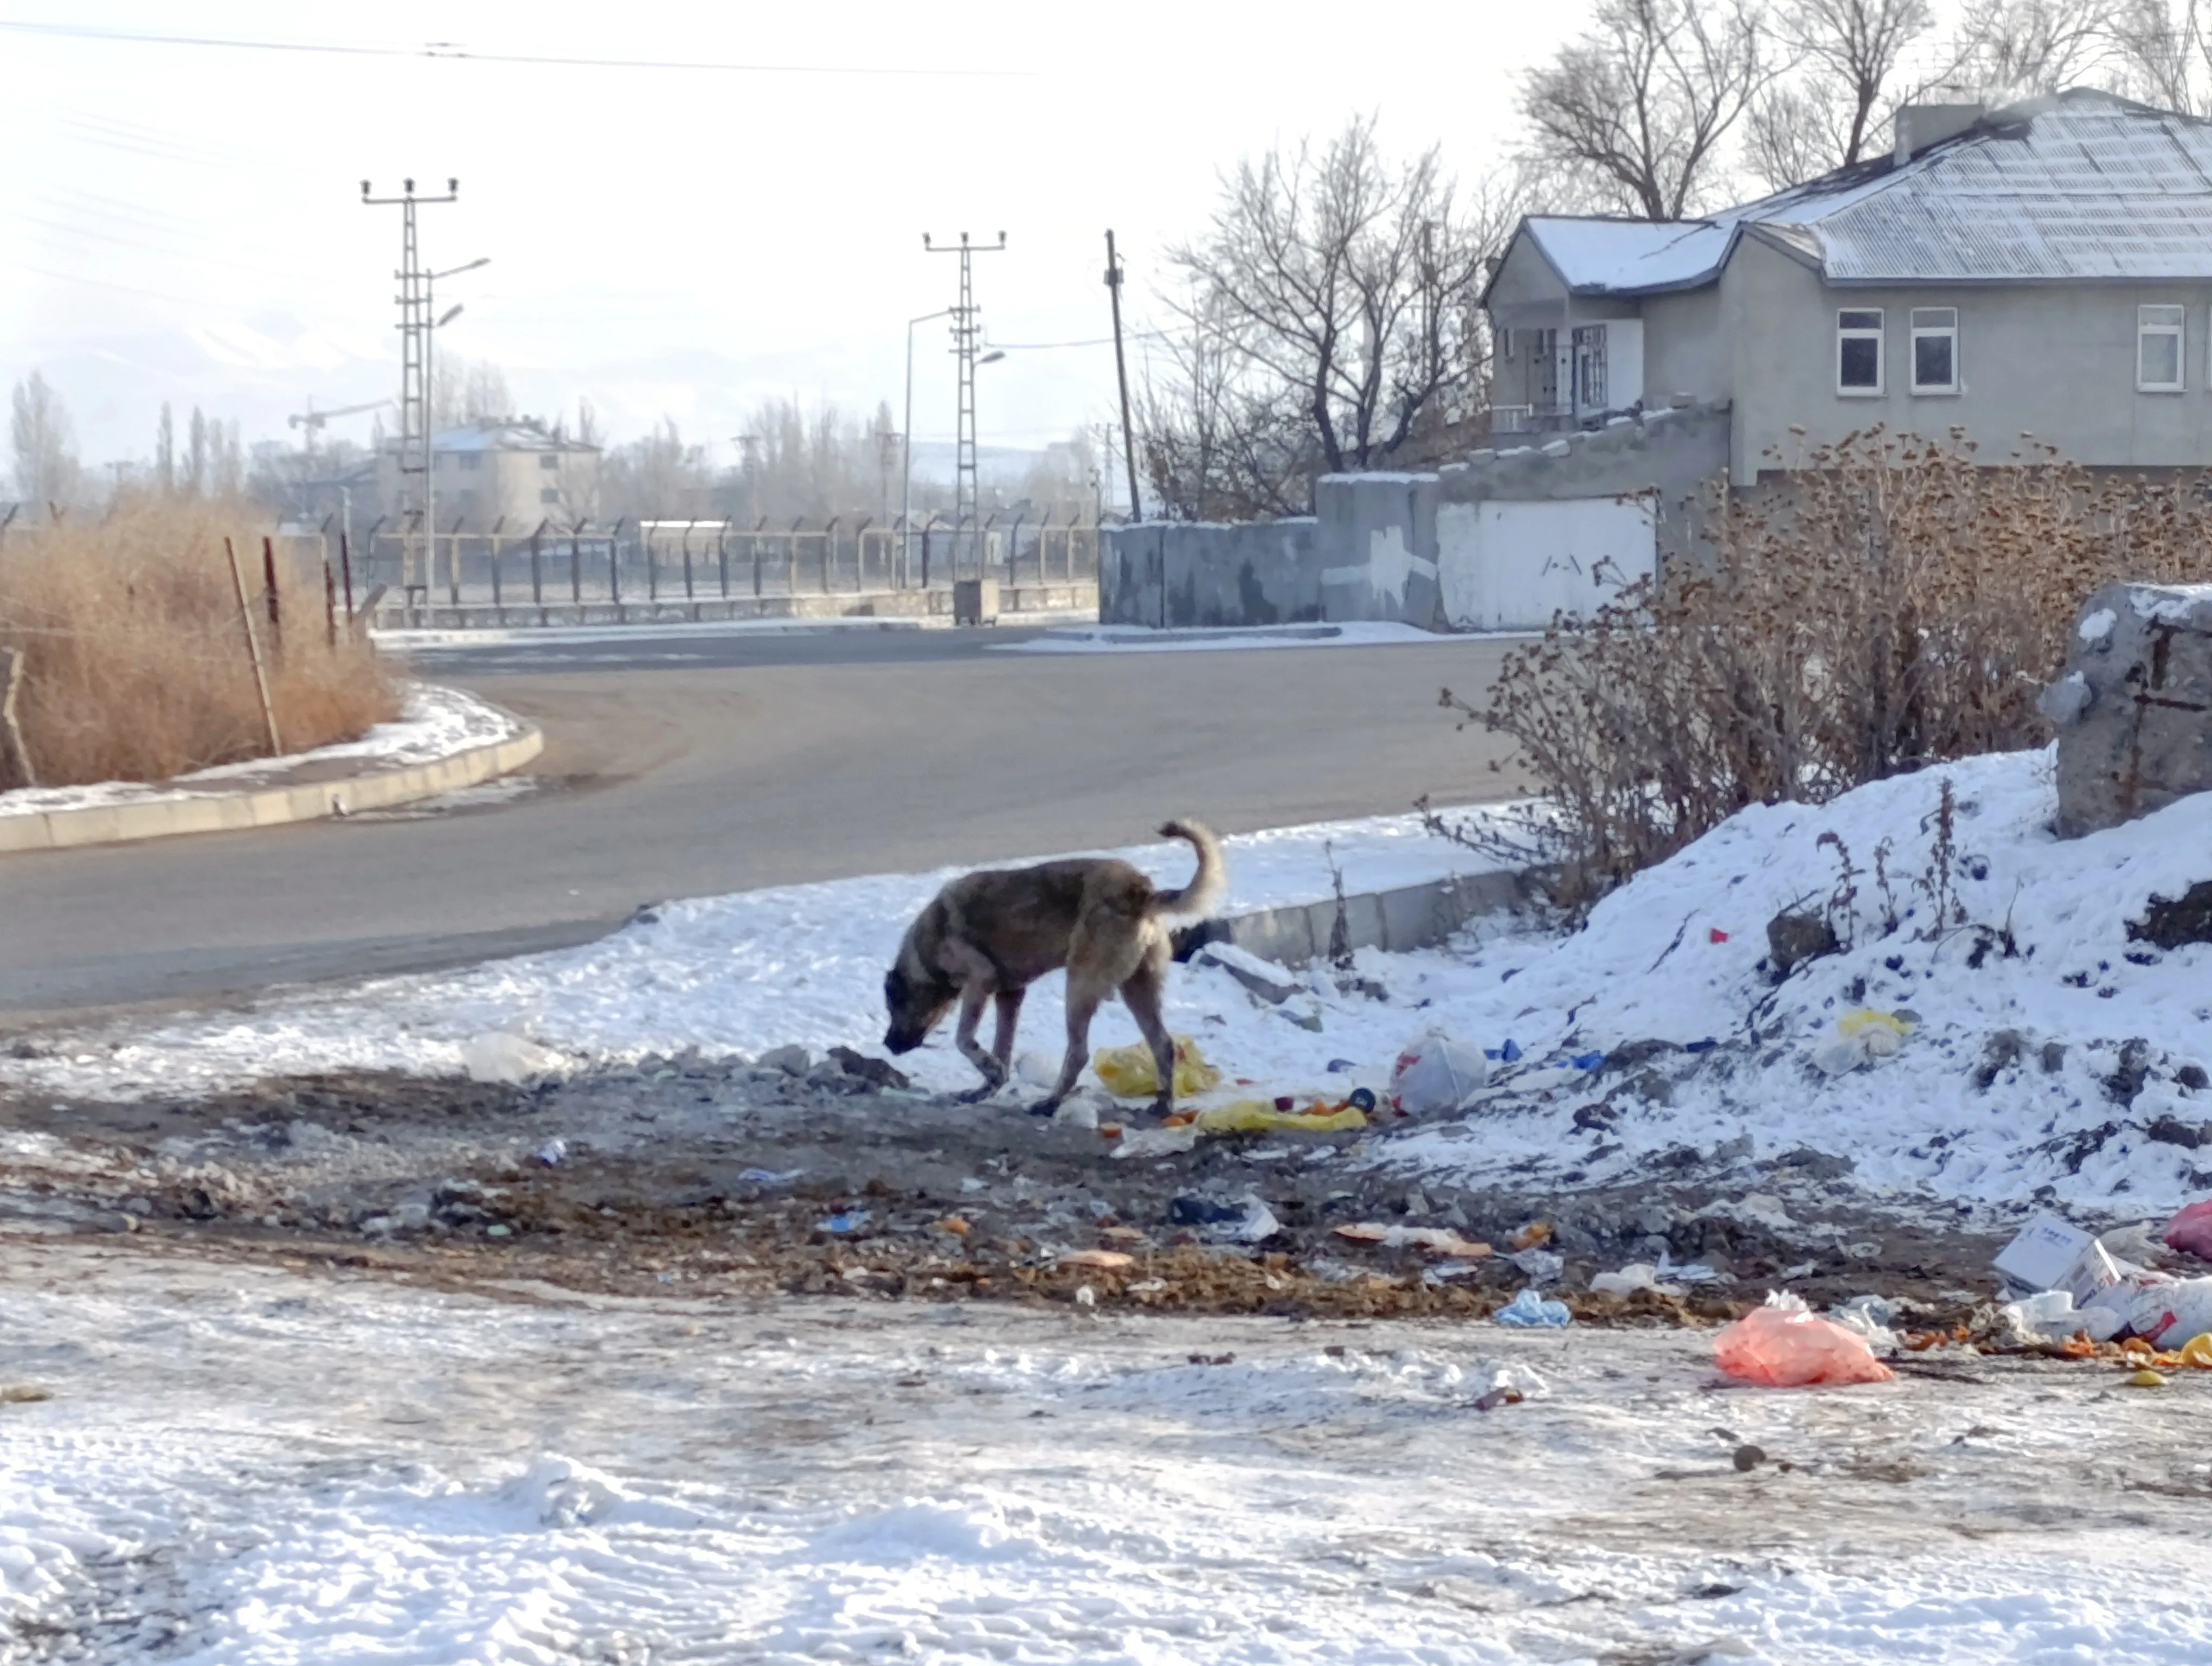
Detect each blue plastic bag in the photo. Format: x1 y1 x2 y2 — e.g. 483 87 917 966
1494 1288 1572 1328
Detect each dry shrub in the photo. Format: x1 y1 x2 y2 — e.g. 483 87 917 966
0 496 397 787
1450 428 2212 910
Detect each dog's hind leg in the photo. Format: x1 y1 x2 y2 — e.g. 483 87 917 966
953 984 1007 1103
1030 979 1103 1117
991 987 1026 1078
1121 962 1178 1118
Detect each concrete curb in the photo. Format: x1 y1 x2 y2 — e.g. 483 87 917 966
0 715 544 855
1184 868 1532 967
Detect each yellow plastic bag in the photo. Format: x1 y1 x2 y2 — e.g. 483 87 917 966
1838 1008 1914 1038
1092 1035 1221 1099
2178 1332 2212 1369
1195 1100 1368 1135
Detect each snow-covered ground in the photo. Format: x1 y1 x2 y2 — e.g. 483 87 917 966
0 683 524 821
994 622 1528 653
374 618 926 652
0 808 1510 1101
9 748 2210 1219
3 1234 2209 1666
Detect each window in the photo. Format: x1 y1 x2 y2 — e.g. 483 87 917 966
1837 309 1884 394
2139 304 2185 392
1911 307 1958 393
1572 324 1609 409
538 452 560 469
458 452 481 471
539 487 559 504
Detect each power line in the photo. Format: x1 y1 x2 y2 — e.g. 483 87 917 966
0 20 1024 78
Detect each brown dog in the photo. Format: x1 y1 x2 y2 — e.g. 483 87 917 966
882 821 1226 1115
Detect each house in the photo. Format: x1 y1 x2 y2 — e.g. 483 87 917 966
1482 90 2212 485
378 417 602 529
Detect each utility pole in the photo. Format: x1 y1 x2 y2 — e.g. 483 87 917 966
923 232 1006 569
1104 230 1142 522
362 177 459 602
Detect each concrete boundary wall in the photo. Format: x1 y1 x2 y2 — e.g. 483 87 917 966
1180 867 1532 968
1103 402 1731 629
0 720 544 855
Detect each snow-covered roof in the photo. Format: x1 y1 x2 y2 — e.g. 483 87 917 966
1500 91 2212 299
433 420 597 454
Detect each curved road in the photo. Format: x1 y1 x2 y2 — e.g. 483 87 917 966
0 627 1521 1024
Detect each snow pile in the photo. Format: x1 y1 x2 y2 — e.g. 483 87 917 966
0 682 522 820
994 621 1510 654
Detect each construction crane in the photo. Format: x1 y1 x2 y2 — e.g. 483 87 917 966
287 398 389 453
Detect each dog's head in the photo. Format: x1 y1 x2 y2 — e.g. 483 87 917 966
882 960 956 1054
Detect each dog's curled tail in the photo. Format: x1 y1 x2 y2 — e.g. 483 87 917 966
1149 819 1227 922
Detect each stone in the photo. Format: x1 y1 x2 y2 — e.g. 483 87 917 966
2179 1064 2211 1092
1766 909 1838 978
1193 945 1304 1006
2147 1116 2212 1150
828 1046 911 1091
2040 1041 2068 1074
2045 583 2212 838
1973 1029 2027 1090
2107 1039 2153 1107
2130 880 2212 952
757 1044 811 1077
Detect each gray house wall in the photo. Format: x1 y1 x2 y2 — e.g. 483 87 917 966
1640 284 1727 407
1719 233 2212 484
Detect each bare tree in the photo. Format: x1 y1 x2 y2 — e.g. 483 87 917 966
2106 0 2212 112
601 418 715 524
1952 0 2116 97
433 356 513 428
1148 117 1510 518
1522 0 1779 219
9 371 80 509
1745 0 1941 189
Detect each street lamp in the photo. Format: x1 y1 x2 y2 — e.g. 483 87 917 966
902 307 953 584
421 257 488 599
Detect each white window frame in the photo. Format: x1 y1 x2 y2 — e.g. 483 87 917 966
2138 304 2185 393
1836 307 1885 396
1909 307 1959 395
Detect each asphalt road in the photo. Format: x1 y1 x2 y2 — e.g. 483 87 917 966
0 626 1522 1024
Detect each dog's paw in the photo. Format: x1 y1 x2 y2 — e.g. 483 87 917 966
955 1081 1004 1106
1026 1098 1063 1118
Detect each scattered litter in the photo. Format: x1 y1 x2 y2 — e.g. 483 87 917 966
1058 1249 1135 1271
1591 1263 1685 1298
1995 1212 2122 1303
1472 1386 1523 1411
1811 1009 1915 1077
1390 1032 1489 1113
1483 1039 1523 1063
1052 1098 1099 1131
817 1211 872 1234
2129 1368 2169 1388
934 1217 970 1236
2130 1277 2212 1349
1194 1099 1367 1135
459 1031 563 1085
1709 928 1729 943
1093 1036 1221 1099
1493 1289 1571 1328
534 1138 568 1167
757 1044 811 1077
1015 1050 1060 1087
1713 1296 1896 1387
1683 1037 1718 1054
1571 1051 1605 1071
1110 1123 1199 1160
1073 1285 1097 1308
1333 1222 1493 1258
738 1168 803 1186
1998 1289 2077 1341
827 1045 910 1090
0 1385 55 1405
2163 1199 2212 1260
1733 1444 1765 1472
1508 1248 1564 1286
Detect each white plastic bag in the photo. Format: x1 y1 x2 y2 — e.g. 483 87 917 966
1390 1032 1489 1114
460 1031 563 1084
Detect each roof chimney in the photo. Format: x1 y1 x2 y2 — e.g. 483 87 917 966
1894 102 1985 163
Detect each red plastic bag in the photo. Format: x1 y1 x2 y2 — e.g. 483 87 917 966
2163 1200 2212 1261
1713 1304 1896 1388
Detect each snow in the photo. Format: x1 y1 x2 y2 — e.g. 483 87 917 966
0 806 1516 1100
995 622 1522 654
1522 215 1739 294
9 747 2210 1220
2078 607 2117 642
376 618 926 652
0 683 523 821
5 1234 2212 1665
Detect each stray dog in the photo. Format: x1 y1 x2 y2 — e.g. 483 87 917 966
882 821 1226 1116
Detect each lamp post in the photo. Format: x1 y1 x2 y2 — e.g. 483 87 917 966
422 256 488 600
901 308 951 586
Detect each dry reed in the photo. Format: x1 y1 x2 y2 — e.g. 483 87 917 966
0 496 397 789
1443 428 2212 911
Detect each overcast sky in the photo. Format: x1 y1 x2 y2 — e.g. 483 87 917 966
1 1 1581 477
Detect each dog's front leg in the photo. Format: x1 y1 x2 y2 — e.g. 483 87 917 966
953 985 1007 1103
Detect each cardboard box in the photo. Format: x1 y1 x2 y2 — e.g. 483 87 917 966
1994 1213 2121 1303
